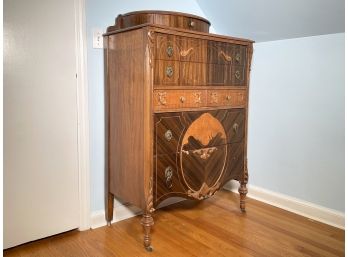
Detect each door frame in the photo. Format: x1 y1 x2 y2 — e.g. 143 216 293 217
74 0 91 230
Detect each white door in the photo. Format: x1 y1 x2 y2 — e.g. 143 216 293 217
4 0 80 248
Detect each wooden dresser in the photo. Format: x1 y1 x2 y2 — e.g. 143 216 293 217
104 11 253 251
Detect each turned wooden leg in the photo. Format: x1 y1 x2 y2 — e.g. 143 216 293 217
140 213 154 251
106 192 114 226
238 182 248 212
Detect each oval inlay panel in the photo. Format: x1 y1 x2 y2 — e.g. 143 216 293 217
180 113 227 196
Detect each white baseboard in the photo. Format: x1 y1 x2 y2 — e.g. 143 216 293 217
224 180 345 229
90 197 184 229
92 184 344 230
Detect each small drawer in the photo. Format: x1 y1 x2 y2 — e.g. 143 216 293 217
207 89 246 108
155 34 207 63
180 62 207 85
207 64 246 86
155 34 180 61
178 37 207 63
154 60 180 85
153 90 207 111
208 41 247 65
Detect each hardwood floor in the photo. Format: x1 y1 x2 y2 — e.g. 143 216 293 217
4 190 344 257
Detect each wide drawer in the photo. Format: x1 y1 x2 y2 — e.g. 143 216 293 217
153 89 246 111
154 109 245 155
154 60 246 86
155 34 247 65
154 142 245 204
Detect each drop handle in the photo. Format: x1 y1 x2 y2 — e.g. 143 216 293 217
164 166 173 189
179 96 186 103
166 45 174 57
166 66 174 77
233 123 239 133
164 130 173 141
235 70 241 80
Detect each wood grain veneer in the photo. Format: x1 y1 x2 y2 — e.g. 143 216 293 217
104 11 254 251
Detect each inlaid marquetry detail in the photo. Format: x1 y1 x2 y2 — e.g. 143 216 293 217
219 50 232 62
188 182 220 200
180 47 194 57
182 113 227 146
193 92 202 103
210 92 218 104
157 92 167 105
192 146 218 160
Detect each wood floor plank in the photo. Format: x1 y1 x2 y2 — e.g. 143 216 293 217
4 190 344 257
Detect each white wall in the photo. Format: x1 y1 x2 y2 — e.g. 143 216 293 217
86 0 209 212
248 33 345 212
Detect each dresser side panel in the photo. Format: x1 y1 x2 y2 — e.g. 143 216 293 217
107 29 146 209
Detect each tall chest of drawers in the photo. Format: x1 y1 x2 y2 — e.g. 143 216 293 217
104 11 253 251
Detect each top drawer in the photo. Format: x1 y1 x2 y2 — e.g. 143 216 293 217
155 34 247 65
155 34 207 63
207 41 247 65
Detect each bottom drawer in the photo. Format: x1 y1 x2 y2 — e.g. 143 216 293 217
154 142 245 205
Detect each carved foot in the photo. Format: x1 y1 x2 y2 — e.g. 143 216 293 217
140 213 154 251
238 183 247 212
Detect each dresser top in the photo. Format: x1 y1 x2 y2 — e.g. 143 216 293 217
107 10 211 34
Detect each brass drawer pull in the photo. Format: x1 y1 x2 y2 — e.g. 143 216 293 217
226 95 232 101
166 66 174 77
233 123 239 133
165 166 173 189
164 130 173 141
188 20 195 28
166 45 173 57
180 96 186 103
235 70 241 80
235 53 241 62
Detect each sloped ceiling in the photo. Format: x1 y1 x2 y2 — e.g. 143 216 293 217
197 0 344 42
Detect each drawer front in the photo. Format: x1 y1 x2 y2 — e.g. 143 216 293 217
154 114 185 155
207 64 246 86
154 110 246 204
154 60 180 85
153 89 246 111
154 153 186 204
155 34 207 63
180 62 207 85
154 109 245 149
208 41 247 66
153 89 207 111
206 89 246 108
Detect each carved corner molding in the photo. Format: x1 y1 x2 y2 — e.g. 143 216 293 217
188 182 220 200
